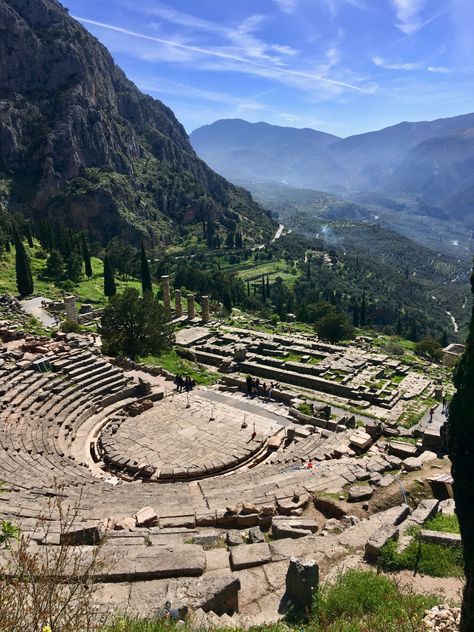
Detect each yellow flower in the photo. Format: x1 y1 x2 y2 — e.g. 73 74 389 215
42 626 52 632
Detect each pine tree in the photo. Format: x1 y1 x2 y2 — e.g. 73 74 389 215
13 226 33 298
140 242 152 294
448 263 474 630
65 252 82 283
103 254 116 298
82 234 93 278
360 291 366 327
45 249 65 282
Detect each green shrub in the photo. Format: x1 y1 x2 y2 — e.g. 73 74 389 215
60 318 81 333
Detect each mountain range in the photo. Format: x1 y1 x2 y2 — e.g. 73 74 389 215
0 0 274 245
191 116 474 228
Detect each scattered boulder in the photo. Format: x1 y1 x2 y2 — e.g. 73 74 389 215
285 558 319 611
277 493 310 515
248 526 265 543
349 430 372 450
403 456 422 472
348 485 373 502
226 530 244 547
229 542 272 570
60 522 104 546
423 604 460 631
272 517 318 539
420 530 461 547
365 524 400 562
135 506 158 527
439 499 455 515
411 499 439 525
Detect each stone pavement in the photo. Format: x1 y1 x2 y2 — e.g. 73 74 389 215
100 391 283 479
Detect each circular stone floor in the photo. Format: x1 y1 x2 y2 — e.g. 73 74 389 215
100 392 278 480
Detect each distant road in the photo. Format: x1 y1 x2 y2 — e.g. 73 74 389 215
272 224 285 242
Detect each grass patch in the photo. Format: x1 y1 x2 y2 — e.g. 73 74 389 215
0 246 141 306
379 531 463 577
425 513 460 534
140 350 220 386
311 569 439 631
105 570 438 632
297 402 312 416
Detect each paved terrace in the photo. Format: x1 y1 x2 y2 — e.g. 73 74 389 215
100 392 281 480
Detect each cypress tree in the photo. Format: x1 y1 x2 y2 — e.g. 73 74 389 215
448 263 474 630
396 317 403 336
352 302 360 327
225 231 234 249
82 234 93 278
360 291 366 327
266 275 270 297
13 226 33 298
408 318 418 342
441 329 448 348
103 254 116 298
140 242 152 294
25 223 34 248
261 275 266 301
247 280 250 297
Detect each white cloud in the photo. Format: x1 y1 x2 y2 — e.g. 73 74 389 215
372 56 422 70
139 78 267 111
427 66 450 74
373 56 451 74
75 17 376 95
273 0 298 14
392 0 427 34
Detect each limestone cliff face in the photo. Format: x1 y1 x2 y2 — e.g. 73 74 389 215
0 0 274 243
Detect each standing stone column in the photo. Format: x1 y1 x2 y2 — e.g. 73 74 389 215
187 293 195 321
161 275 171 315
201 295 210 324
175 289 183 317
64 295 78 324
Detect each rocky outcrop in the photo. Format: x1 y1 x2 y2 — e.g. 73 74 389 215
0 0 275 244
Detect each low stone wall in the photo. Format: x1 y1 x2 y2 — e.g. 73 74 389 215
112 357 176 381
219 375 293 403
239 360 359 400
420 529 461 547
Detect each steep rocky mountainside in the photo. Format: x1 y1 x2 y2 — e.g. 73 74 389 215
0 0 275 244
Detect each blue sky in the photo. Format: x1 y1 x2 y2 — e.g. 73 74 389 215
68 0 474 137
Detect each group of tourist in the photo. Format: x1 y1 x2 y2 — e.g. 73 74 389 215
245 375 278 401
174 374 196 393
